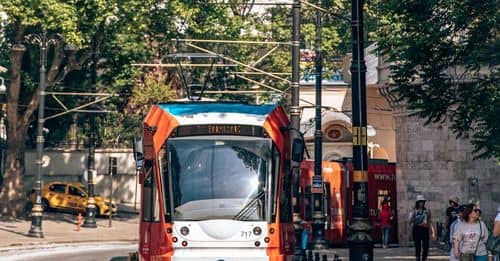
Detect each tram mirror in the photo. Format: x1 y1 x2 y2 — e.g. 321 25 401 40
291 138 305 162
133 136 144 172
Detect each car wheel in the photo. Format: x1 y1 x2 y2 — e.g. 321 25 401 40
41 199 49 212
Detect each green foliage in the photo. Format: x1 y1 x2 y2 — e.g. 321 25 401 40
130 73 177 114
376 0 500 160
1 1 367 148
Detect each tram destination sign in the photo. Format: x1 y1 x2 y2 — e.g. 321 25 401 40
175 124 265 137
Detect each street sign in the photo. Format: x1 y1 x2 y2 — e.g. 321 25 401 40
312 175 323 193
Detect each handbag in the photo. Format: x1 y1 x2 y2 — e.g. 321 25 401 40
486 234 500 254
460 253 475 261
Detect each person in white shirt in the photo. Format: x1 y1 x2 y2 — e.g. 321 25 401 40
453 205 489 261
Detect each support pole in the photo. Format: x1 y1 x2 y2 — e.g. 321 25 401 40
348 0 373 259
28 31 49 238
311 0 328 249
83 35 98 228
290 0 304 258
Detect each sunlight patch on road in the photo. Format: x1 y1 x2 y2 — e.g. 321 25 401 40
0 242 135 261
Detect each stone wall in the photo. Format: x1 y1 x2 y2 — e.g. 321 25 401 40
394 112 500 245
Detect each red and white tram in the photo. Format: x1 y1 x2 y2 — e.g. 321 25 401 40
136 102 295 260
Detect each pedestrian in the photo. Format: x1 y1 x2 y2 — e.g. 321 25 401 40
449 205 466 261
491 205 500 261
453 205 489 261
446 196 461 245
379 198 393 248
409 195 436 261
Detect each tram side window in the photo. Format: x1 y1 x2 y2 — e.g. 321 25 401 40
158 148 171 222
279 160 292 223
270 145 280 222
142 160 160 222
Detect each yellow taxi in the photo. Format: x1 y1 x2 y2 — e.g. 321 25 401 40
29 182 117 216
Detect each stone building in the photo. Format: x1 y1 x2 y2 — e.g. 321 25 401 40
376 51 500 245
300 43 499 245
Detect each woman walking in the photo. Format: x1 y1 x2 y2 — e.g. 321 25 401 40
379 198 393 248
409 195 436 261
453 205 489 261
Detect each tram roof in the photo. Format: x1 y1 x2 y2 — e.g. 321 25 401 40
157 102 281 126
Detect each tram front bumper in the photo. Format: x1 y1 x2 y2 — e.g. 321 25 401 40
170 247 270 261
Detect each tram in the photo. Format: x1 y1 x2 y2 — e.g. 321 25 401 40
299 159 397 246
136 102 296 260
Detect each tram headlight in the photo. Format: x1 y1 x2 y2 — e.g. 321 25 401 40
180 226 190 236
253 226 262 236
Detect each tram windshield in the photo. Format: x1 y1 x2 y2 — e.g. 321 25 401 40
165 137 275 221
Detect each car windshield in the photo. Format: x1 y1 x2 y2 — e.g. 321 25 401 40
166 137 271 221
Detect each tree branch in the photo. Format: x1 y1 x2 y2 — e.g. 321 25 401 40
20 45 92 128
19 91 38 130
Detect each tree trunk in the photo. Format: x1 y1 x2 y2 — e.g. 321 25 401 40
0 24 27 219
0 128 27 219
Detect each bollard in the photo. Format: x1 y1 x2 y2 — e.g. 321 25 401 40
77 212 83 231
314 252 320 261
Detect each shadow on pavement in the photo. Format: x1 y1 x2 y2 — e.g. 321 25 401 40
109 257 128 261
0 226 29 237
19 202 139 225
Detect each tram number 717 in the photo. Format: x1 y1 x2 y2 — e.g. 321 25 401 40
240 230 252 239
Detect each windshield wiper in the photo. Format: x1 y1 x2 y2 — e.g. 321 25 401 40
232 191 265 221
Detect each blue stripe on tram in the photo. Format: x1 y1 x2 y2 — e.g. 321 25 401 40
159 103 277 116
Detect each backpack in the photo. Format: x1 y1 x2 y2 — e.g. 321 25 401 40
486 234 500 254
412 209 429 227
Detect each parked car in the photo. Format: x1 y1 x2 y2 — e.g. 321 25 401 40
28 182 117 216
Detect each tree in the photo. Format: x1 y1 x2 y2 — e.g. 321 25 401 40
0 0 176 218
375 0 499 160
0 0 263 218
0 1 86 218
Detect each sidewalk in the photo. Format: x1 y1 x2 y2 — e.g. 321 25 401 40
0 208 139 250
0 207 450 261
316 246 450 260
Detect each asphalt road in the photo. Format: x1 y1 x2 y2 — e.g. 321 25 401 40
0 243 450 261
0 242 135 261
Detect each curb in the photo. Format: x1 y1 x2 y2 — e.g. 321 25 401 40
0 240 138 253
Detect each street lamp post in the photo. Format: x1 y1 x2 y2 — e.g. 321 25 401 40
25 29 60 238
290 0 305 258
82 35 99 228
311 0 328 250
348 0 373 259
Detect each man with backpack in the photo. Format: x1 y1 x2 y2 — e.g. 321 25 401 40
446 196 461 245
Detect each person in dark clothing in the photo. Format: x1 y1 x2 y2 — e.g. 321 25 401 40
445 196 460 245
409 195 436 261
